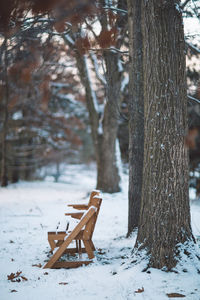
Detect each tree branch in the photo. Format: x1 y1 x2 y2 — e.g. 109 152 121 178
180 0 191 10
89 52 107 86
89 47 129 55
188 95 200 104
186 41 200 54
103 6 127 14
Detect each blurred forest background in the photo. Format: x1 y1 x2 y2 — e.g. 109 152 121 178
0 0 200 194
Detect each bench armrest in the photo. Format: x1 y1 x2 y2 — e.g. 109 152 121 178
67 204 88 210
65 212 84 219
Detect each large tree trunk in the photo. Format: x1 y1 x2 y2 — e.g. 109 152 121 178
135 0 193 269
127 0 144 235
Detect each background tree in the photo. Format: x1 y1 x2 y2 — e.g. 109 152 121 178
62 0 128 193
0 14 89 186
0 0 130 192
127 0 144 235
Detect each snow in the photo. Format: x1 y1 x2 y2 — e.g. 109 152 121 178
12 111 23 120
120 74 129 92
0 163 200 300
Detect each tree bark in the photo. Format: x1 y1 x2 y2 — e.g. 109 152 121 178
1 37 9 187
127 0 144 235
135 0 193 269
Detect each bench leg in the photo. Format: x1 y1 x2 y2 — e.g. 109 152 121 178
48 237 57 251
83 240 94 259
89 240 95 251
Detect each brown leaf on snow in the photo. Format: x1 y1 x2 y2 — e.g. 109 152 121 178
7 271 22 281
135 287 144 293
10 290 18 293
21 276 28 281
166 293 186 298
32 263 42 268
59 282 68 285
7 271 28 282
7 273 15 280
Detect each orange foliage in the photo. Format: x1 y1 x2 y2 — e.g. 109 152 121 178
98 28 118 48
75 36 91 54
31 0 57 14
40 76 51 112
8 95 19 110
108 11 118 27
21 68 32 83
185 128 199 149
0 0 95 30
54 19 66 33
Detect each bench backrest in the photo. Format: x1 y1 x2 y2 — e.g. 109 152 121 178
83 196 102 240
88 190 100 207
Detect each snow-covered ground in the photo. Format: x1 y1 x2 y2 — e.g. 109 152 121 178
0 164 200 300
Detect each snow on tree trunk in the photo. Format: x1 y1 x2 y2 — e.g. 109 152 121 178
135 0 193 269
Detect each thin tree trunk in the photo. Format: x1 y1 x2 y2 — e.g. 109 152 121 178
96 51 122 193
135 0 193 269
127 0 144 235
76 52 121 193
1 37 9 187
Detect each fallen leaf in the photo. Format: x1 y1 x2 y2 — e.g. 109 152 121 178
32 263 42 268
7 271 22 281
10 290 17 293
16 271 22 277
7 271 27 282
135 287 144 293
7 273 16 281
166 293 186 298
21 276 28 281
59 282 68 285
97 248 105 255
44 272 48 275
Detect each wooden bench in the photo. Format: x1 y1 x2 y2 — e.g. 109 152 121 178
43 193 102 269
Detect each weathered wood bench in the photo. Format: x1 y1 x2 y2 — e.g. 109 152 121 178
43 192 102 269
